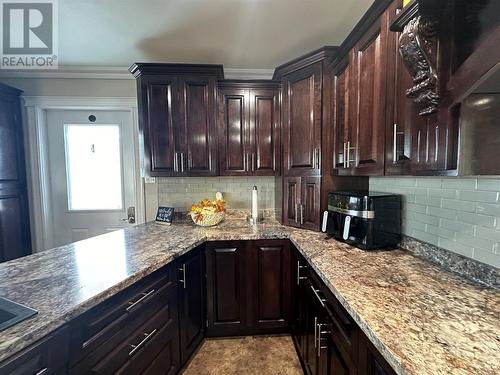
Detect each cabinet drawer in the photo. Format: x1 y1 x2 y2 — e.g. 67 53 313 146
0 326 69 375
69 268 173 370
91 301 177 375
308 267 358 359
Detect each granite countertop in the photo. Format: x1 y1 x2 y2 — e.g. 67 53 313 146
0 216 498 374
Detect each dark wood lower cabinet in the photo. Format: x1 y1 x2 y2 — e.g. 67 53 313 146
177 246 205 364
205 240 292 336
0 327 69 375
0 240 397 375
205 241 248 336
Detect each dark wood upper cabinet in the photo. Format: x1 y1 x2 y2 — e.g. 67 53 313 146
350 18 387 176
130 64 223 177
283 176 301 228
333 14 387 176
0 83 31 263
332 57 353 171
282 176 322 231
249 88 280 175
281 62 323 176
218 87 248 175
300 177 321 230
180 76 218 176
218 81 280 176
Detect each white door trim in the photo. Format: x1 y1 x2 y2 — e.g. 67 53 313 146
23 96 144 252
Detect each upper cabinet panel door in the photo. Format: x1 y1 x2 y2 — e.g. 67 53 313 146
143 77 181 176
179 76 218 176
249 88 280 176
384 6 416 176
283 62 322 176
350 18 387 176
0 95 22 187
332 57 352 173
300 176 321 231
283 177 301 228
218 88 249 175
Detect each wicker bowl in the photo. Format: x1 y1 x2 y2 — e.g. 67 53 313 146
190 212 225 227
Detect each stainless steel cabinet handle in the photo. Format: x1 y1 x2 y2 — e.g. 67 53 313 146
347 141 351 168
180 153 185 173
179 264 187 289
317 324 331 357
296 261 307 285
393 123 398 164
343 142 347 168
310 285 326 308
252 153 255 172
174 152 179 172
35 368 48 375
129 329 158 356
126 289 155 311
315 148 320 169
295 204 298 223
314 316 318 348
300 204 304 225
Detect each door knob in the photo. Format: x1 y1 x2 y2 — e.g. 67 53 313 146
121 206 136 224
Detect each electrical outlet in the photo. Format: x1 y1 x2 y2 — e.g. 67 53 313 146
144 177 156 184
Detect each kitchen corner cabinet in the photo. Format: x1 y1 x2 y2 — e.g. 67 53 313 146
283 176 321 230
205 240 291 336
130 64 222 177
217 81 281 176
0 83 31 263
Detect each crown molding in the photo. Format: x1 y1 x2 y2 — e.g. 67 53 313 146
0 65 275 80
22 95 137 108
0 65 133 80
224 68 274 80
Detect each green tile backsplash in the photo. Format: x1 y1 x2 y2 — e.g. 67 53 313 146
370 177 500 268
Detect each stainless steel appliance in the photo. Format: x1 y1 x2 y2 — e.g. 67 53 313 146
322 192 401 249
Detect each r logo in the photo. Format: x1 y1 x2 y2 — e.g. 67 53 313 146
2 2 53 54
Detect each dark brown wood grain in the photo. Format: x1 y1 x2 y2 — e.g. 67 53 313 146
282 62 323 177
177 246 205 365
0 83 31 263
132 64 220 177
205 241 248 336
248 240 291 333
217 81 280 176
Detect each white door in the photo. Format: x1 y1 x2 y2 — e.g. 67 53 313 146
46 109 137 247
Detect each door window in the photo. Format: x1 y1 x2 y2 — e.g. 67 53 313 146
64 124 123 211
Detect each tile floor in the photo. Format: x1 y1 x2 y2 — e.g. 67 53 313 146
182 335 303 375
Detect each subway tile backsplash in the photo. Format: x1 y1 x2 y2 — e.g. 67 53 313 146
156 176 275 212
370 177 500 268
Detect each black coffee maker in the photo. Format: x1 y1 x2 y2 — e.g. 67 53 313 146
321 192 401 250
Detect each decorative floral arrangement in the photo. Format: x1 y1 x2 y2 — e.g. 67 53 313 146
189 198 226 226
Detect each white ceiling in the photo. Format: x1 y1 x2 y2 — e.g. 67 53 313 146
59 0 375 69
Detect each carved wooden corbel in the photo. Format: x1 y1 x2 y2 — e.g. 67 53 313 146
399 15 439 116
